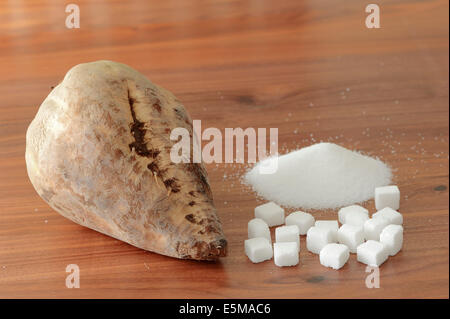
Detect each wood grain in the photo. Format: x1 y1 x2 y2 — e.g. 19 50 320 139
0 0 448 298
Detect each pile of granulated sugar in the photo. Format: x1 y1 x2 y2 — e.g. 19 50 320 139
244 143 392 210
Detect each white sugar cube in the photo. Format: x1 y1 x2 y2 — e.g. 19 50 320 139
315 220 339 241
373 207 403 225
248 218 271 243
320 243 350 270
254 202 285 227
274 242 299 267
275 225 300 251
285 211 315 235
364 217 390 241
345 209 370 227
306 226 335 254
375 185 400 210
338 224 365 253
357 240 389 266
244 237 273 263
380 224 403 256
338 205 368 224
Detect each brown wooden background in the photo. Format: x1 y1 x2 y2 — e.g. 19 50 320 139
0 0 448 298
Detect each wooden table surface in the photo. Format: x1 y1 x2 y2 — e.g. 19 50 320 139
0 0 448 299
